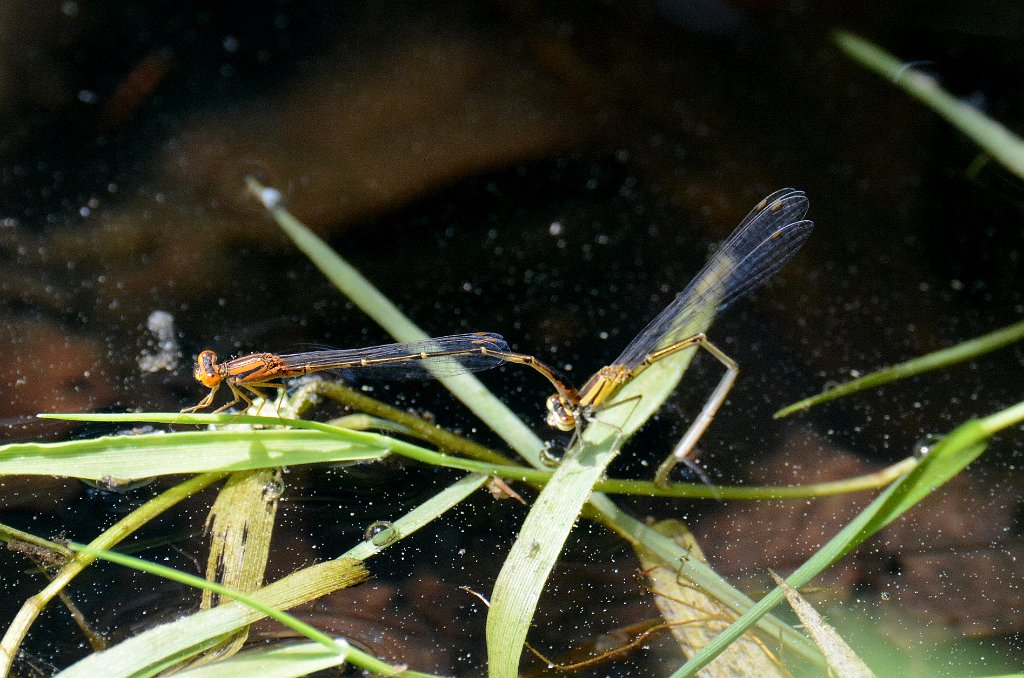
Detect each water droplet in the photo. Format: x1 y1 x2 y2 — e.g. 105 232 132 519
538 440 562 468
913 433 942 458
84 475 154 493
263 477 285 501
364 521 398 546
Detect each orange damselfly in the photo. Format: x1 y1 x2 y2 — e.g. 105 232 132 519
538 189 813 485
185 189 811 487
184 331 572 414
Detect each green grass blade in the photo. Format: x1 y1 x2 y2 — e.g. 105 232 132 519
38 411 553 483
66 542 347 652
174 640 440 678
0 429 387 480
245 177 546 464
672 399 1024 676
486 262 740 676
485 423 626 676
41 410 377 436
776 318 1024 417
56 544 431 677
834 31 1024 179
173 641 352 678
0 473 228 676
341 474 488 562
38 411 917 499
243 179 819 672
56 475 484 676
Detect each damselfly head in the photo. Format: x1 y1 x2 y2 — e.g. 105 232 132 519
545 393 576 431
194 350 221 387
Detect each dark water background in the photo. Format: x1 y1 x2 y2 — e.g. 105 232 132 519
1 1 1023 675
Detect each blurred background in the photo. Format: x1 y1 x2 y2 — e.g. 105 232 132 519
1 1 1022 675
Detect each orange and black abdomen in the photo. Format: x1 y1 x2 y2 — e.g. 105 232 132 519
222 353 289 385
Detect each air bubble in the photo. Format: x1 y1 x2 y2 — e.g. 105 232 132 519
364 521 399 546
538 441 562 468
913 433 942 458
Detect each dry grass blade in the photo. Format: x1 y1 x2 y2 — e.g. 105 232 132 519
634 520 785 677
769 571 876 678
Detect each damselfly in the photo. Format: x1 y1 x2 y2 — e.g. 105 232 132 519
539 188 813 485
184 332 571 414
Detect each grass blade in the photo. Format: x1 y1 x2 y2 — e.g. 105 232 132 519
834 31 1024 180
0 429 387 480
635 521 786 677
769 572 875 678
245 177 546 464
243 180 824 672
56 475 485 676
54 544 437 678
174 641 352 678
673 399 1024 676
487 271 722 675
66 542 352 653
0 473 229 676
776 318 1024 417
